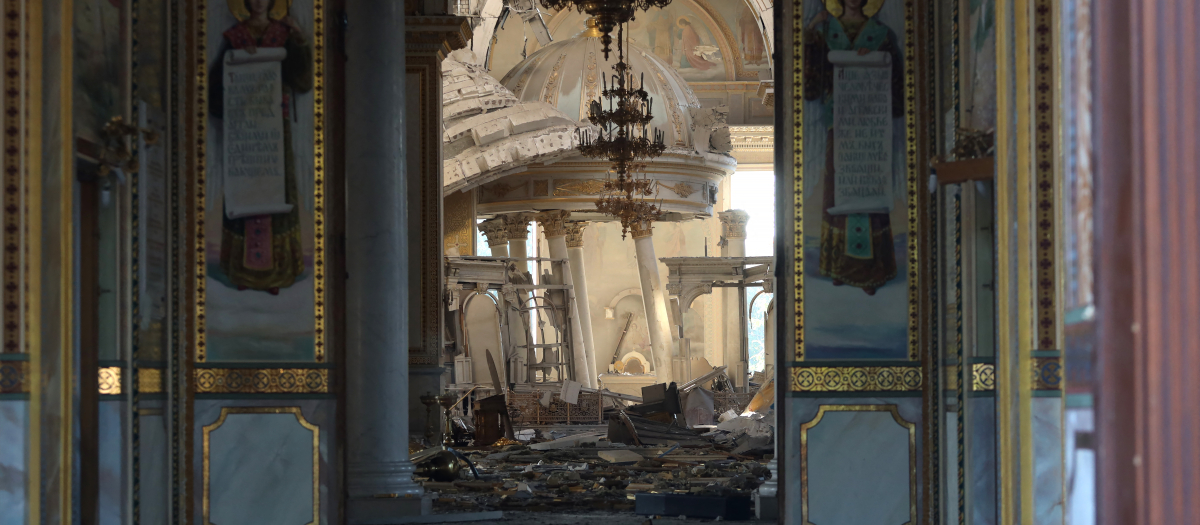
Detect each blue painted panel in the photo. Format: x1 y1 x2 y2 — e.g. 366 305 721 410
0 401 27 525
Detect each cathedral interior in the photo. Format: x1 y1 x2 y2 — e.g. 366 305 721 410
1 0 1197 523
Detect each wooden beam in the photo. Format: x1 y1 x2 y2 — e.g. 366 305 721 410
932 157 995 184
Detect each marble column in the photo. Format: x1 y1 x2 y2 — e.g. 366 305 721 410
565 222 599 388
719 210 750 389
478 217 509 257
631 221 675 386
345 0 422 517
502 214 533 381
538 211 594 387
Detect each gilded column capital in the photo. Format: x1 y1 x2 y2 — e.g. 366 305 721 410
502 213 533 240
565 222 588 248
718 209 750 239
478 217 509 247
537 210 572 239
630 220 654 240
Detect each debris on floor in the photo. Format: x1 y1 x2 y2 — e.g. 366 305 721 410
417 378 775 520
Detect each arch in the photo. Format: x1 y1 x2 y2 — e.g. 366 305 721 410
604 288 644 319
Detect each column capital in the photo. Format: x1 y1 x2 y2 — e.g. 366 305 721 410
718 209 750 239
502 213 533 240
565 222 588 248
630 220 655 240
537 210 572 239
478 217 509 247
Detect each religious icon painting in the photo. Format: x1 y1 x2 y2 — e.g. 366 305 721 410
799 0 917 360
198 0 325 362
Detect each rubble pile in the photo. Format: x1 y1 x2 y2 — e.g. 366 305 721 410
415 377 776 520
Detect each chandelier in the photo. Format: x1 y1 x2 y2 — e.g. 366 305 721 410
539 0 672 59
576 23 667 239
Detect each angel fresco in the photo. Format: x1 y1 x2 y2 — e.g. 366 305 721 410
804 0 904 296
208 0 314 295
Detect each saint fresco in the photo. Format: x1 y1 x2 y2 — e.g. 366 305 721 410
204 0 318 361
802 0 911 359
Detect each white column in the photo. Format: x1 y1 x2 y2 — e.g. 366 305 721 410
719 210 750 389
565 221 599 388
503 213 534 375
345 0 422 517
478 217 509 257
631 221 675 385
538 211 594 387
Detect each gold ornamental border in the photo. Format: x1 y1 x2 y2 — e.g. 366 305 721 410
1033 0 1057 351
193 0 326 363
800 404 917 524
202 406 319 524
2 0 23 356
194 368 329 394
972 363 995 392
793 0 922 361
790 366 923 392
0 360 28 394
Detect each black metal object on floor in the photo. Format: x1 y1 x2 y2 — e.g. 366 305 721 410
633 493 754 520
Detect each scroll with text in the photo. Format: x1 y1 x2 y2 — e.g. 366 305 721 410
222 47 293 219
827 50 893 215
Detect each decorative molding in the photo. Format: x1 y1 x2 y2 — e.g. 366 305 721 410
540 54 568 108
139 368 164 394
194 368 330 394
656 181 695 199
553 179 607 196
0 360 28 394
443 190 475 256
532 180 550 196
790 366 923 392
1031 356 1062 391
99 367 122 395
202 407 319 524
972 363 995 392
404 16 473 59
1033 0 1058 350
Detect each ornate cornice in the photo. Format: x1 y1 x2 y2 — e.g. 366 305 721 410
404 16 473 59
478 217 509 247
565 222 588 248
536 210 572 239
718 209 750 239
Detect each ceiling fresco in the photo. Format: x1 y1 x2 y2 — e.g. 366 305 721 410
486 0 771 84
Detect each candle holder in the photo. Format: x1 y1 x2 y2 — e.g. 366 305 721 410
420 392 438 444
437 392 458 447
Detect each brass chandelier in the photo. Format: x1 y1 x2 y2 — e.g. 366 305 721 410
539 0 672 59
577 23 667 239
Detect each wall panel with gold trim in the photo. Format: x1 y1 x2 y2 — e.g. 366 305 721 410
781 0 938 521
184 0 339 521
